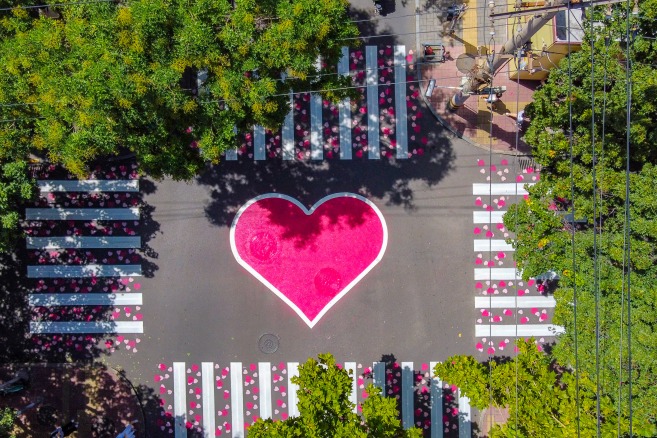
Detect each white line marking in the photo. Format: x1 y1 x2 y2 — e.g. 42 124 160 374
288 362 300 417
474 296 556 308
394 45 408 159
473 211 505 224
25 208 140 220
229 193 388 328
283 92 295 160
475 324 565 337
373 361 385 393
310 93 323 160
457 390 471 438
430 362 443 438
474 268 520 280
202 362 216 438
30 321 143 334
38 180 139 193
26 236 141 249
338 47 352 160
401 362 414 429
29 293 142 306
254 125 266 161
225 148 238 161
258 363 272 419
27 264 142 278
366 46 380 160
345 362 357 413
173 363 187 438
472 183 533 196
473 239 513 252
230 363 244 438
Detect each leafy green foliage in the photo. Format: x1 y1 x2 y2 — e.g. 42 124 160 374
503 4 657 433
248 353 421 438
0 407 16 438
0 0 359 179
434 340 626 437
0 161 36 253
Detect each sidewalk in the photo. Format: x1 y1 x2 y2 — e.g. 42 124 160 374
416 1 539 154
1 364 143 437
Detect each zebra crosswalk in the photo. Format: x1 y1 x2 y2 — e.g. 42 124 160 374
472 159 564 354
25 162 144 337
156 360 471 438
222 45 415 162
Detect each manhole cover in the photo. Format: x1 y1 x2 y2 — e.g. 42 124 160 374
258 333 280 354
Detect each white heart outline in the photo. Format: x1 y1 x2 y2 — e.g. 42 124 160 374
230 193 388 328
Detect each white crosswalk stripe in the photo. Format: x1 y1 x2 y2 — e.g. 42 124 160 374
26 207 139 220
430 362 443 438
475 296 556 308
202 363 216 438
474 268 521 280
282 92 295 161
457 390 472 438
26 236 141 249
473 239 513 252
30 321 143 334
29 293 142 306
366 46 380 160
475 324 566 337
38 179 139 193
472 183 533 196
472 210 505 224
394 45 408 159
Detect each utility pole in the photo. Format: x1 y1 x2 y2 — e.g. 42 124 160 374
448 0 628 110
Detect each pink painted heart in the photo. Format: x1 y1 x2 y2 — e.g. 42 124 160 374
230 193 387 327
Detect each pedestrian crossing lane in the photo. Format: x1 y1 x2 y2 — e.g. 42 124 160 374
167 360 468 437
472 180 563 339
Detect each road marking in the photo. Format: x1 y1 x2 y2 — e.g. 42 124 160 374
472 183 533 196
287 362 300 417
474 296 556 308
225 148 238 161
173 362 187 438
373 361 385 393
26 236 141 249
475 324 565 337
366 46 380 160
472 211 505 224
345 362 358 413
473 239 513 252
258 363 272 419
38 180 139 193
202 362 216 438
29 293 142 306
26 207 140 221
310 93 323 160
283 92 295 160
457 390 471 438
30 321 143 334
430 362 443 438
230 362 244 438
254 125 266 161
474 268 520 280
27 264 142 278
401 362 414 429
338 47 352 160
394 45 408 159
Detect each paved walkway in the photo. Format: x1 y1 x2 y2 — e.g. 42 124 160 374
1 364 143 437
416 0 540 154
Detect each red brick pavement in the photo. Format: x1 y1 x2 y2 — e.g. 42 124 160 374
417 44 540 155
1 364 143 437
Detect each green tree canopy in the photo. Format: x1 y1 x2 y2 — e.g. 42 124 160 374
0 0 359 179
434 340 627 437
503 3 657 433
248 353 422 438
